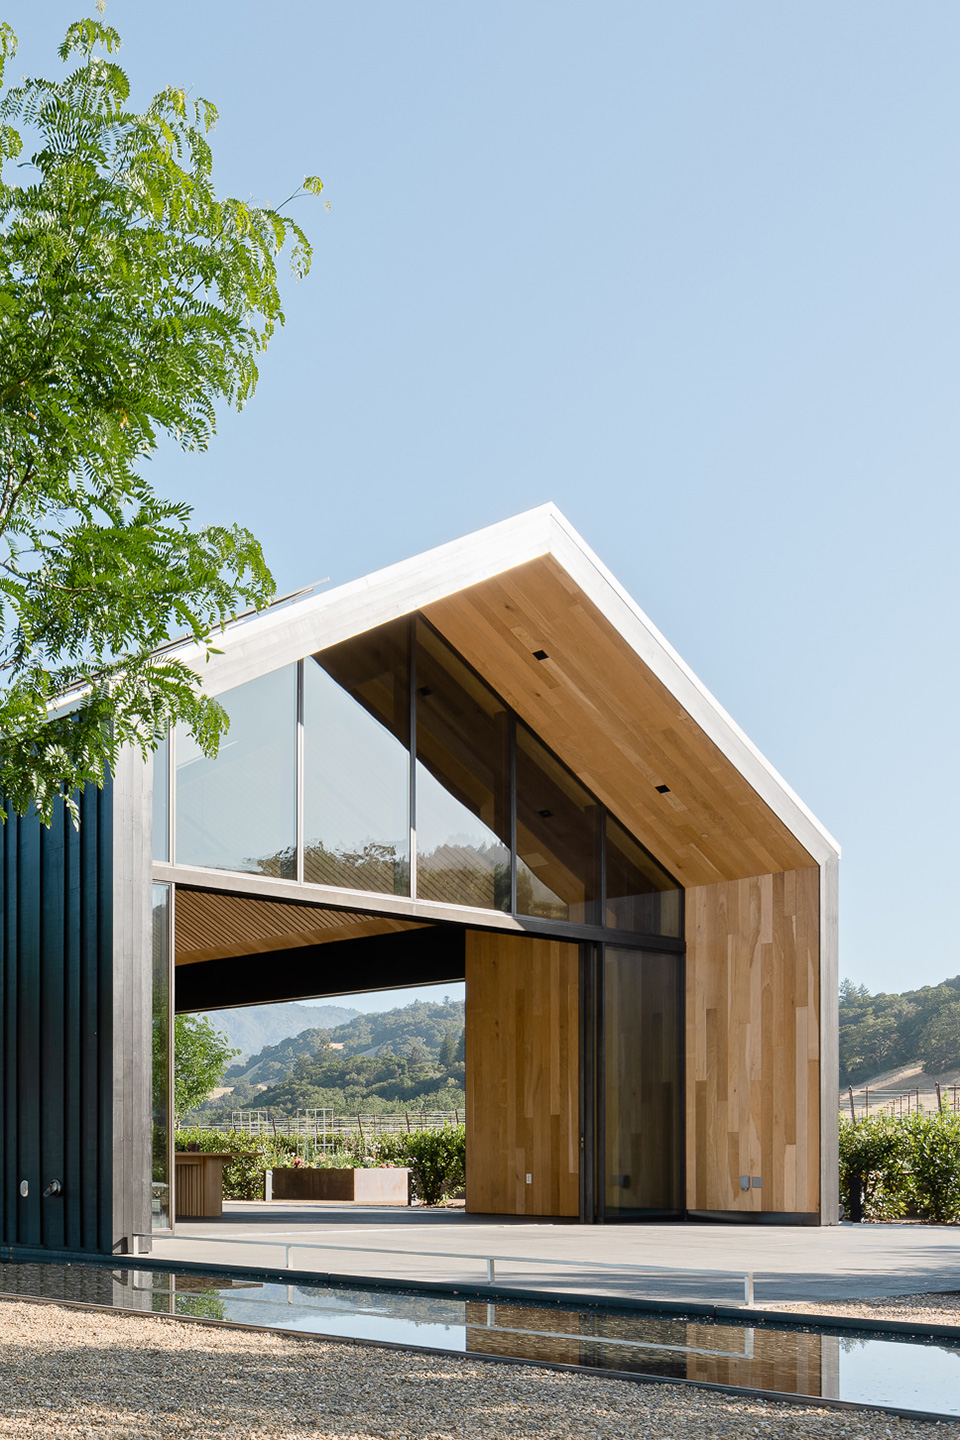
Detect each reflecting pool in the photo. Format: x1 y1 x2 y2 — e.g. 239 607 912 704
0 1263 957 1421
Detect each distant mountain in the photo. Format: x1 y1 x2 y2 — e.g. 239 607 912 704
199 1002 360 1064
225 996 465 1086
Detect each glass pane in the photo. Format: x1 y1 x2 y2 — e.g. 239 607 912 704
152 733 169 862
304 621 410 895
415 621 510 910
151 884 171 1232
605 815 681 937
516 723 600 923
603 948 683 1216
175 666 296 877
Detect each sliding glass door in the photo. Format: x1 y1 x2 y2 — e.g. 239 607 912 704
582 944 684 1221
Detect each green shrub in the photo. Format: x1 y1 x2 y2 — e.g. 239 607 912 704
838 1110 960 1223
838 1114 908 1220
175 1123 467 1204
175 1127 296 1200
371 1124 465 1205
901 1111 960 1223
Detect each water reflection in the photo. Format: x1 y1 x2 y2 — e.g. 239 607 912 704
0 1263 957 1418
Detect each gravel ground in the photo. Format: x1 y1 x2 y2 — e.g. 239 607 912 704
0 1298 958 1439
764 1294 960 1327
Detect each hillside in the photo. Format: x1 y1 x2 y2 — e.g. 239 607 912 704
839 975 960 1087
180 995 468 1121
225 996 465 1086
198 1002 360 1065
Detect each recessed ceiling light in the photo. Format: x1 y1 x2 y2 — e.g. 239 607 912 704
533 649 549 661
655 784 670 794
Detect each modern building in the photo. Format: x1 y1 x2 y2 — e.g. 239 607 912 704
0 505 840 1256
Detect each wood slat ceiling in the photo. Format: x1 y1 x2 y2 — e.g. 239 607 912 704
174 888 429 967
424 555 814 887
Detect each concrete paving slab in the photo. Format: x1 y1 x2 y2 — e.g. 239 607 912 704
147 1204 960 1308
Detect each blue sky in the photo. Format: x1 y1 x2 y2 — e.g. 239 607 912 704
7 2 959 998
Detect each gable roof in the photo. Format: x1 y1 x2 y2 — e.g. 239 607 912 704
169 503 839 886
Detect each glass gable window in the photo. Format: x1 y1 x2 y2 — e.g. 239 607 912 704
304 621 410 895
161 614 681 940
515 721 601 924
605 815 681 937
175 665 297 877
415 621 510 910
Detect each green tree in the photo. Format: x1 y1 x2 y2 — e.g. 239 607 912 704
0 17 322 822
438 1029 456 1069
916 1002 960 1075
174 1014 239 1124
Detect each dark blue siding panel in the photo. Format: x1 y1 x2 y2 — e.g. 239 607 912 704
0 785 113 1253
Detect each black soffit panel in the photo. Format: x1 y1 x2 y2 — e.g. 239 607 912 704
174 923 466 1013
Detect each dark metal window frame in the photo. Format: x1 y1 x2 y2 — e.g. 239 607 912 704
580 939 686 1225
161 611 684 949
413 613 682 942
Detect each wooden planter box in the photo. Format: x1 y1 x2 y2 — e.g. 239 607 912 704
175 1152 234 1219
270 1167 411 1206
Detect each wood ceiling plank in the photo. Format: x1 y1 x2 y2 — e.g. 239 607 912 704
425 557 813 885
174 888 427 966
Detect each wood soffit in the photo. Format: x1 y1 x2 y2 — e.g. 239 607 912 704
174 888 429 967
423 555 815 887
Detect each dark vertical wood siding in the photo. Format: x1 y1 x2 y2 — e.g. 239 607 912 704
0 786 114 1253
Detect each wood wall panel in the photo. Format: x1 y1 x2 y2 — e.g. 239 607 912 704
425 557 814 887
465 931 579 1217
685 866 820 1216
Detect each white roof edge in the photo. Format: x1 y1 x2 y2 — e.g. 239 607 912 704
131 501 840 866
542 509 840 864
168 503 558 688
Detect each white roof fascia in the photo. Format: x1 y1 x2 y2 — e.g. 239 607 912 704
146 501 839 867
542 507 840 866
170 504 558 696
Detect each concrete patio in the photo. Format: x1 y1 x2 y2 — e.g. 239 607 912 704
148 1203 960 1308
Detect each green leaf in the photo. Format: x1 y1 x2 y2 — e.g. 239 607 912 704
0 18 324 823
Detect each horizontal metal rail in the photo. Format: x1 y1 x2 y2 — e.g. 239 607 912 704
146 1232 758 1306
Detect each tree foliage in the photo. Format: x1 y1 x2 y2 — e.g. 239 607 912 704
839 974 960 1085
174 1013 238 1125
0 17 322 821
224 997 466 1084
916 1002 960 1075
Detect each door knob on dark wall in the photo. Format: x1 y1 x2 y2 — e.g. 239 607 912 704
42 1179 63 1198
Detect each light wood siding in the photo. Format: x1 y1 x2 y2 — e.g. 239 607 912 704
465 1305 834 1395
685 867 820 1216
465 931 579 1217
424 557 815 887
685 1323 829 1394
